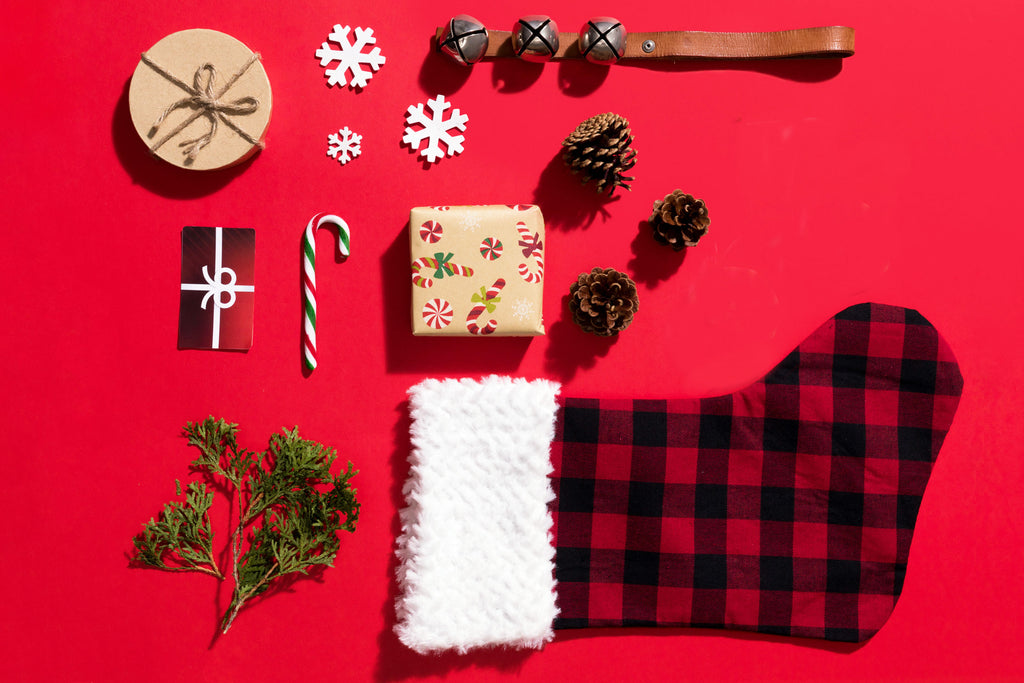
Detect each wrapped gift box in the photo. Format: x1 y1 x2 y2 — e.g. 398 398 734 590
410 205 545 336
178 226 255 350
129 28 272 171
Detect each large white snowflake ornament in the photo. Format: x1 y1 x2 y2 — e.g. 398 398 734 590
402 95 469 163
327 127 362 165
315 25 386 89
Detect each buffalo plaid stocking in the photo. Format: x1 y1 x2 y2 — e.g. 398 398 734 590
551 303 963 642
395 303 962 652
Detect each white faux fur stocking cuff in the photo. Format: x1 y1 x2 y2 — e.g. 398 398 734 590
395 376 561 653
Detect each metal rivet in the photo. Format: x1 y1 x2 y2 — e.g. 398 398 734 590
642 40 655 53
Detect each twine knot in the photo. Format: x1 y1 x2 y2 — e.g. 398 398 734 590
140 52 265 163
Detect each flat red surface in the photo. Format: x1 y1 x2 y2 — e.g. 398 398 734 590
2 1 1021 680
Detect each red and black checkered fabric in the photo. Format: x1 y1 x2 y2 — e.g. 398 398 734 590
550 303 963 642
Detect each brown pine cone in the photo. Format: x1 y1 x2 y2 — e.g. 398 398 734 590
649 190 710 250
562 113 637 195
568 267 639 336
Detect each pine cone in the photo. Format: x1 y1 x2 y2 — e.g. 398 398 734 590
649 190 710 250
568 267 639 336
562 113 637 195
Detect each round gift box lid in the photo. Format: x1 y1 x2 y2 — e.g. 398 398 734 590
129 28 272 171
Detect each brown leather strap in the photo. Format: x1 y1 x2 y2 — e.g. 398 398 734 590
623 27 855 59
436 26 855 60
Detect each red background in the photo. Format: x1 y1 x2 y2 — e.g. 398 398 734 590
2 1 1021 680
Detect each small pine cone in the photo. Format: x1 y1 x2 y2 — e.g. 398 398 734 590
568 267 639 336
562 113 637 195
649 190 710 250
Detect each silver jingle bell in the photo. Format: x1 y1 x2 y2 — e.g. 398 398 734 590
438 14 489 65
512 15 560 62
578 17 626 64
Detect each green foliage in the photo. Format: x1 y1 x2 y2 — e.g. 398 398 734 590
244 427 338 522
130 417 359 635
132 480 221 578
184 417 251 487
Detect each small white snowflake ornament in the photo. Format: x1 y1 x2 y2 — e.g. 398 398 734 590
402 95 469 163
316 25 386 89
327 127 362 165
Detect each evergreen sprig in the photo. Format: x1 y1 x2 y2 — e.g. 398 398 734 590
130 417 359 634
133 480 222 578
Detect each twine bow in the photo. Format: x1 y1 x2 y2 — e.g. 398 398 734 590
432 252 455 279
519 233 543 258
471 286 501 313
140 52 265 163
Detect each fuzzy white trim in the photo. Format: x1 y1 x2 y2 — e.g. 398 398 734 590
395 376 561 653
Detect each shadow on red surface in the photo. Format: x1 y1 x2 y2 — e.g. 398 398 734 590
627 220 688 289
111 80 256 199
532 151 622 231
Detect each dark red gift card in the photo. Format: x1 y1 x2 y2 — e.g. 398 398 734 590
178 226 255 351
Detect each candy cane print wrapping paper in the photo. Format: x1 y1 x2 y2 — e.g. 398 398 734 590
409 205 545 336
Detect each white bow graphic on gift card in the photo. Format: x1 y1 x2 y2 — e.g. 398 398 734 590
196 265 240 310
180 227 254 348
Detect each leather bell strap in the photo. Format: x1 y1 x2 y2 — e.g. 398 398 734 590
436 25 855 60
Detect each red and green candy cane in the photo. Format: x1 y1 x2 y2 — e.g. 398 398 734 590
302 212 351 372
411 252 474 288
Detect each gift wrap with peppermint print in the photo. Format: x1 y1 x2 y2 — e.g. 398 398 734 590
410 205 545 336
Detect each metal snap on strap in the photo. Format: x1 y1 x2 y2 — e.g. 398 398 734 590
642 39 656 53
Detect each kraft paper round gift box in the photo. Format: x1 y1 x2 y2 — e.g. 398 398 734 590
129 29 272 171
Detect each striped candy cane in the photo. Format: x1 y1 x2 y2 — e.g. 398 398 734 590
466 278 506 335
411 252 474 288
515 222 544 284
302 212 351 371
